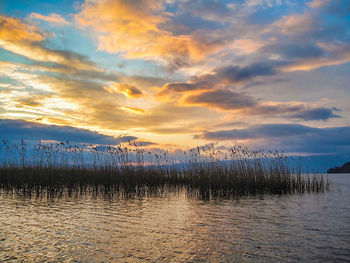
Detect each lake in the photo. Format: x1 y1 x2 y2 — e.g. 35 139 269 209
0 174 349 262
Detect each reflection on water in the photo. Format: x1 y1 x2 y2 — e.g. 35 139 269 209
1 174 349 262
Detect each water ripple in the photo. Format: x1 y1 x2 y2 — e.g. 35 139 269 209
0 174 349 262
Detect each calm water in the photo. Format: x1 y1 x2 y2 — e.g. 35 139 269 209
0 174 349 262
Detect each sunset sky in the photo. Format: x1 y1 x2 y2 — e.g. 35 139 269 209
1 0 350 155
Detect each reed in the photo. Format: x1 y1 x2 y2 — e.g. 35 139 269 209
0 140 331 199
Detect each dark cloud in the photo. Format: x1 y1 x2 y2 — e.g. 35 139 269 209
197 124 350 154
183 89 341 121
160 61 279 94
184 90 256 110
197 124 317 140
252 104 305 115
160 79 214 95
0 119 133 145
125 85 143 97
215 62 278 82
253 104 341 121
111 83 143 98
265 43 325 59
291 107 341 121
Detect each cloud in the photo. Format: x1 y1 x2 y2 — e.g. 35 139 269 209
197 123 317 140
1 60 218 138
0 15 97 71
178 0 232 22
158 61 279 96
118 107 147 115
73 0 350 72
309 0 350 16
266 43 325 60
183 90 256 110
0 61 125 130
155 58 342 121
178 89 341 121
29 13 69 25
291 107 341 121
196 123 350 154
15 96 45 107
259 2 350 71
0 15 44 42
104 83 143 98
75 0 225 69
268 13 316 37
281 43 350 71
215 62 277 82
231 39 264 54
307 0 331 9
0 119 131 145
2 1 350 152
251 104 341 121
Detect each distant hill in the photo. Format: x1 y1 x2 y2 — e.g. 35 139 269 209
327 162 350 173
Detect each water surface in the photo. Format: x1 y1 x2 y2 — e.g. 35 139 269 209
1 174 349 262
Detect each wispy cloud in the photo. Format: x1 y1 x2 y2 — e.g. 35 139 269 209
0 15 96 70
29 13 69 25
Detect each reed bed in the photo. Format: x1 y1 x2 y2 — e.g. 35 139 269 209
0 139 331 199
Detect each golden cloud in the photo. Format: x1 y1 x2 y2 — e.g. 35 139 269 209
118 106 147 115
1 60 218 138
0 15 44 42
0 15 97 71
75 0 223 67
104 83 143 98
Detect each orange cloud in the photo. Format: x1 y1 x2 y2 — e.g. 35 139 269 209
75 0 223 68
29 13 69 25
118 106 147 115
0 15 44 42
0 15 97 71
104 83 143 98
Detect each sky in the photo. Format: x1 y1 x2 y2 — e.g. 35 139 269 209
0 0 350 156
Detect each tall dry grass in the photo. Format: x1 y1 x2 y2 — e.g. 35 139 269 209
0 140 331 199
